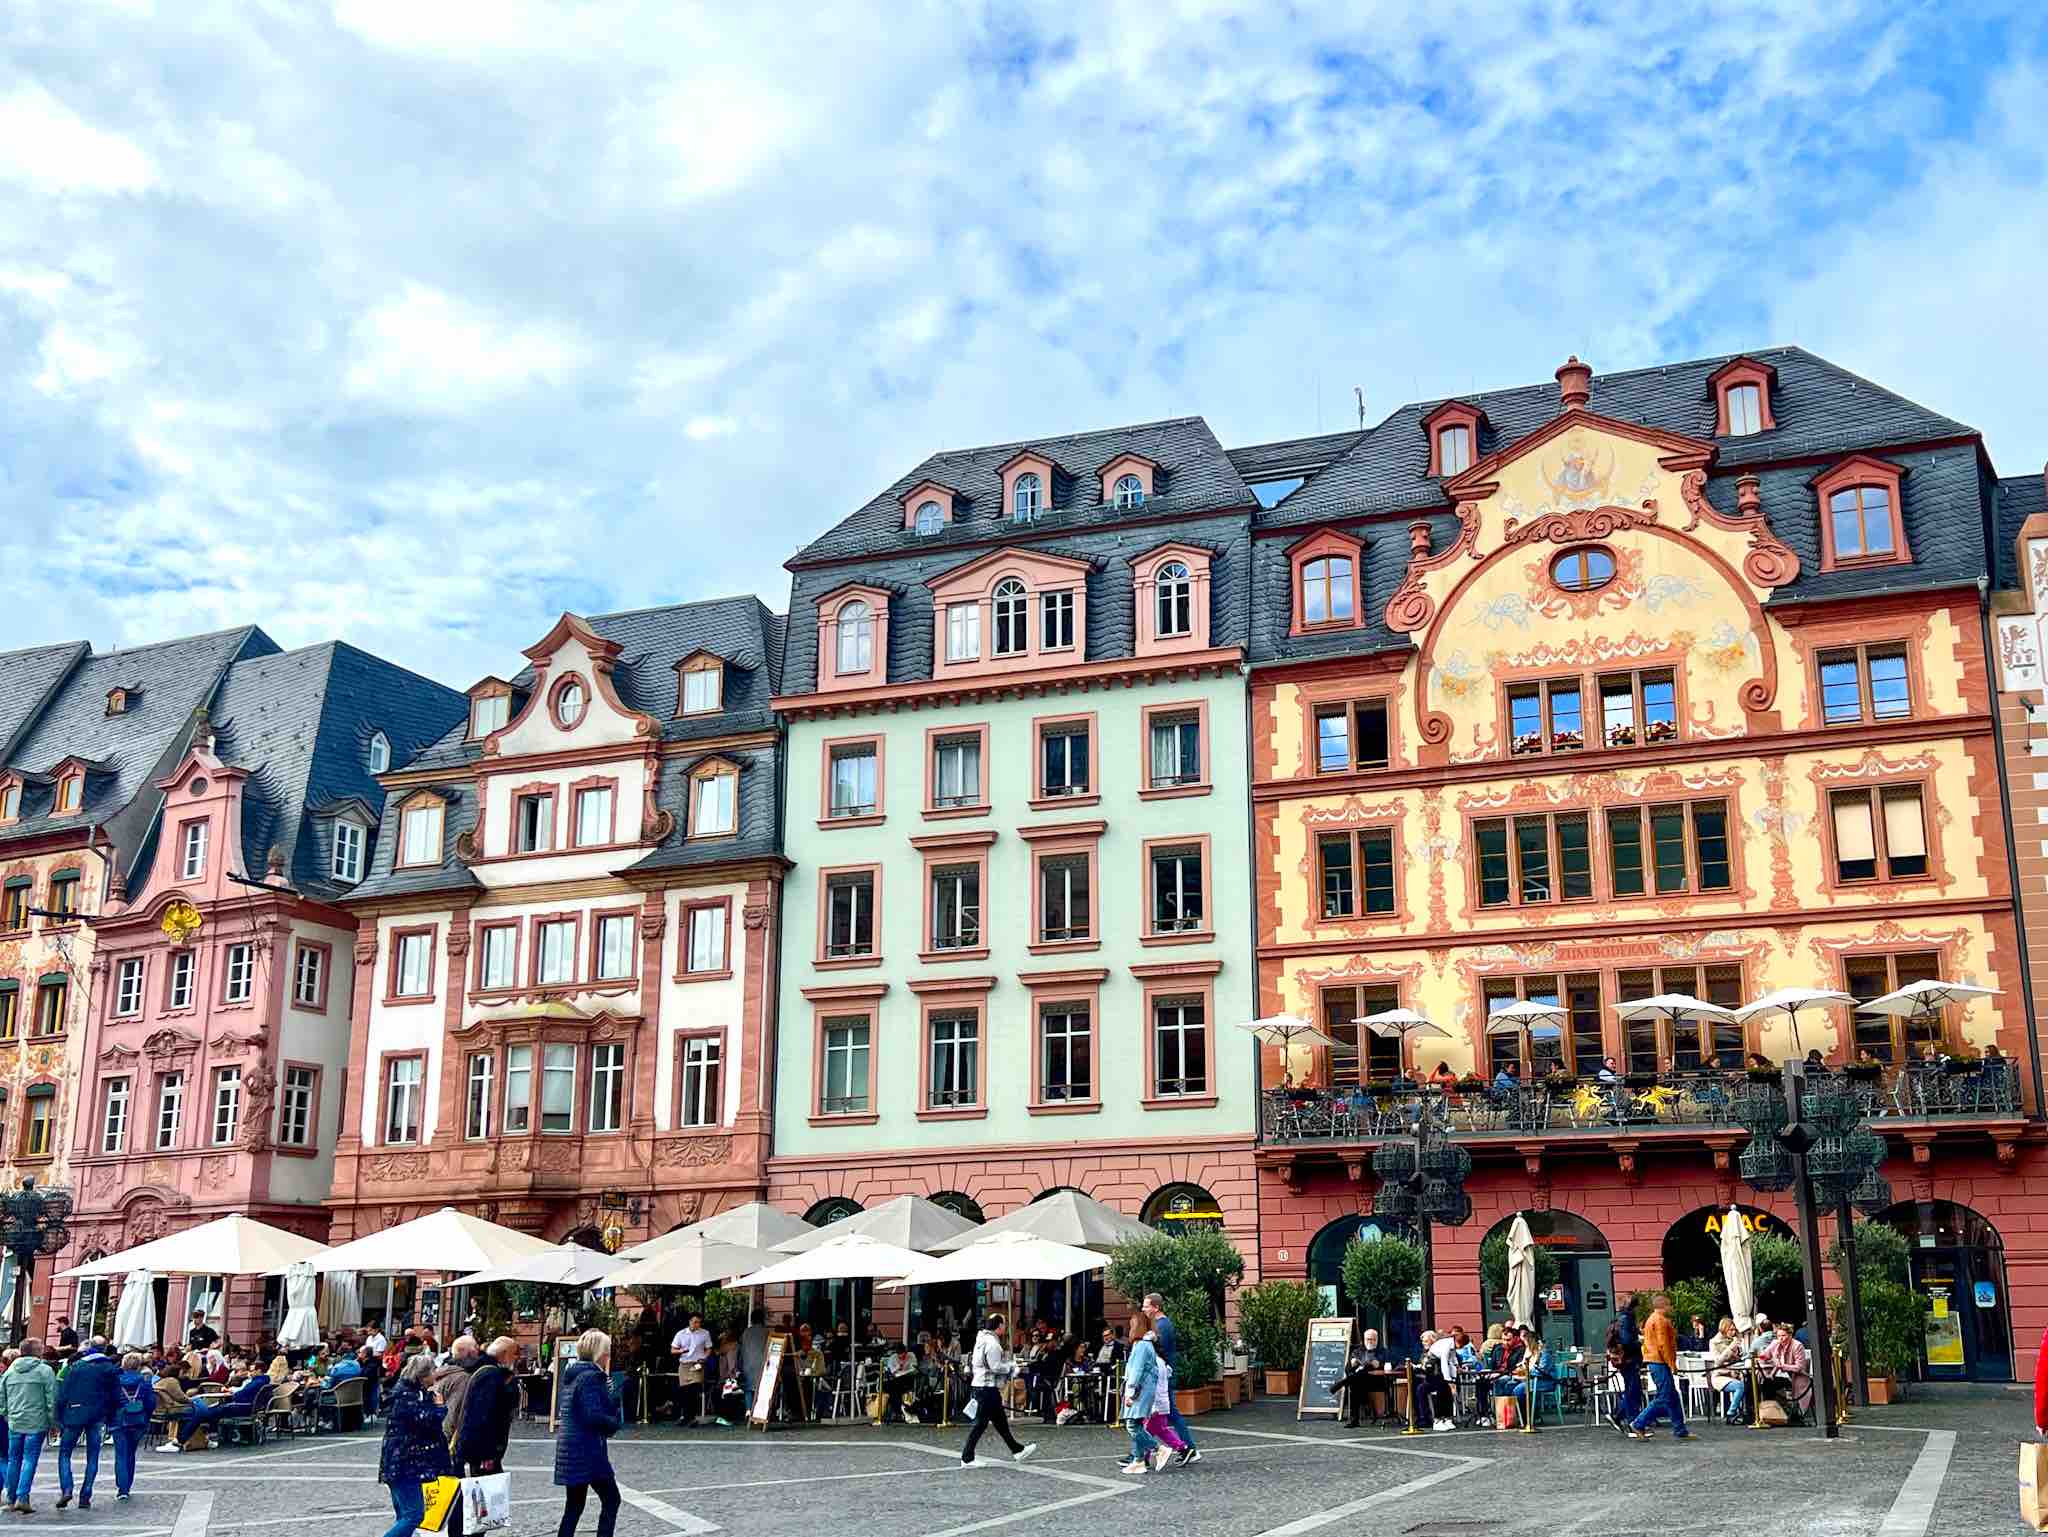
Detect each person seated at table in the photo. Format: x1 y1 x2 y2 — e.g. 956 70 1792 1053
711 1334 745 1427
877 1344 919 1426
1596 1055 1621 1085
1745 1052 1773 1072
1336 1330 1389 1428
1755 1320 1812 1422
1678 1315 1709 1352
157 1367 267 1454
1491 1062 1521 1096
1499 1333 1558 1418
1703 1317 1746 1420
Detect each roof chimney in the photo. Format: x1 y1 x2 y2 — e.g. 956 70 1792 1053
1556 355 1592 412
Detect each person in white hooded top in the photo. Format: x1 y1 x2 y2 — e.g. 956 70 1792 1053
956 1315 1037 1469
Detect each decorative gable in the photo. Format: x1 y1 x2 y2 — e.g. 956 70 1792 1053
927 548 1093 680
1706 355 1779 437
815 582 892 694
487 613 659 758
900 479 962 534
1097 452 1161 507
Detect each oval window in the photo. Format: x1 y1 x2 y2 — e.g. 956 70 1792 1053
1552 547 1616 592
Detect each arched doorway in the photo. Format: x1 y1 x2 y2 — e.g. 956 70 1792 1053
797 1199 867 1336
930 1191 985 1225
1661 1205 1799 1327
1142 1183 1222 1232
1877 1200 2012 1382
1479 1210 1613 1353
1307 1215 1420 1360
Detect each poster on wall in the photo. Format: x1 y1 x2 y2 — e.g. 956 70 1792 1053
1923 1287 1965 1368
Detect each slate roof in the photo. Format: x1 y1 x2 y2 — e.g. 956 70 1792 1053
1226 428 1365 485
1995 472 2047 594
122 641 468 905
1242 347 1996 664
0 641 87 763
348 597 786 903
789 416 1256 565
0 626 277 856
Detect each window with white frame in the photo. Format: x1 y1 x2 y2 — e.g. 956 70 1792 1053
471 693 509 738
913 502 943 536
1152 994 1208 1096
540 1044 575 1133
945 602 981 662
167 951 196 1011
827 743 877 819
211 1065 242 1144
575 785 613 847
383 1057 421 1144
368 732 391 773
821 1019 870 1114
836 601 873 673
678 1036 721 1127
479 926 516 989
825 873 873 958
680 666 720 715
1041 589 1074 650
992 579 1028 656
588 1042 625 1133
100 1076 129 1154
685 906 726 974
465 1053 494 1139
691 772 735 837
932 734 981 808
595 913 634 980
1039 721 1089 797
114 959 144 1017
223 943 253 1004
1437 424 1473 476
394 931 433 997
400 804 441 865
1725 383 1762 436
1148 710 1202 787
333 821 365 882
931 863 980 950
504 1044 533 1133
155 1072 183 1149
180 822 208 880
279 1065 315 1147
928 1012 978 1108
515 793 553 853
1011 472 1042 521
294 944 325 1007
1154 562 1192 637
1112 473 1144 508
536 920 577 985
1040 1005 1092 1102
1149 844 1205 932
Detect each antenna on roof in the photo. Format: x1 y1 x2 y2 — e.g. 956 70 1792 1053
1355 387 1366 429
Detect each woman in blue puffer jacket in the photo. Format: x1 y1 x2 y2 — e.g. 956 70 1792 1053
555 1329 623 1537
377 1354 452 1537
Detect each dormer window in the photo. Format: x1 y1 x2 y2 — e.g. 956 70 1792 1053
1113 474 1144 508
1422 400 1485 479
179 821 208 881
1288 529 1366 636
689 765 737 838
914 501 943 536
398 800 444 867
1012 473 1043 522
469 690 510 739
367 732 391 774
1155 562 1192 638
992 580 1028 656
0 783 16 822
1436 425 1472 476
105 689 129 716
1303 556 1353 624
678 656 723 716
1814 454 1910 572
945 602 981 662
552 677 588 729
899 480 958 533
1725 384 1762 437
333 821 366 883
55 774 82 815
836 602 874 675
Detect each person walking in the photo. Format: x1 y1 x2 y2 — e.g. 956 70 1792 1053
1 1341 56 1513
54 1335 120 1508
555 1330 623 1537
1627 1293 1692 1441
110 1353 155 1502
1140 1294 1202 1466
377 1352 453 1537
1118 1315 1189 1475
957 1314 1037 1469
1608 1301 1644 1431
453 1338 519 1479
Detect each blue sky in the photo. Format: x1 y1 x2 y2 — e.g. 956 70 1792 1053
3 0 2044 686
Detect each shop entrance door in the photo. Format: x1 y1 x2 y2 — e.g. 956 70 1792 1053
1911 1247 2011 1381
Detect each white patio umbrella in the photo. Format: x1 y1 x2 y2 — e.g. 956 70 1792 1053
1612 993 1738 1069
1719 1205 1757 1333
303 1206 556 1276
931 1190 1156 1254
615 1201 811 1262
59 1214 326 1279
1235 1013 1341 1050
881 1230 1107 1290
772 1194 979 1255
727 1233 926 1288
112 1269 157 1350
1735 986 1857 1057
1505 1215 1538 1330
452 1244 631 1290
1486 999 1566 1031
619 1235 775 1290
1356 1007 1452 1077
278 1261 320 1350
1860 978 2001 1042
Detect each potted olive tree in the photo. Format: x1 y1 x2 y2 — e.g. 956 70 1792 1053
1238 1280 1320 1397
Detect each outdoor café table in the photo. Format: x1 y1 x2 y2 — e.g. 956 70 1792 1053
1060 1369 1114 1423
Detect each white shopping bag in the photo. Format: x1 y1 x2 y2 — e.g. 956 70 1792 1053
461 1472 513 1533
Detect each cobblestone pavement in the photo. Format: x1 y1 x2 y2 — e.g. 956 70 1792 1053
51 1384 2032 1535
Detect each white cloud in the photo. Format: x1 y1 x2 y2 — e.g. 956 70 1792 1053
0 85 156 195
344 282 591 412
683 415 739 441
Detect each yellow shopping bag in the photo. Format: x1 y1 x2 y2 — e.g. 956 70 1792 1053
419 1476 462 1534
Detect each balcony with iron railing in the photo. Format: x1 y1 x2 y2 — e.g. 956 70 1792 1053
1259 1059 2025 1147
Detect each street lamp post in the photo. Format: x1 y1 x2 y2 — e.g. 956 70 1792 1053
1369 1097 1473 1331
1 1179 73 1346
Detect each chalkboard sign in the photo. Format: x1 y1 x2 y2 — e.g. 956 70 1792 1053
546 1336 580 1432
1297 1316 1355 1420
748 1334 791 1430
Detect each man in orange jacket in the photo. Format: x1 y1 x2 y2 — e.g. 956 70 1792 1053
1626 1294 1692 1441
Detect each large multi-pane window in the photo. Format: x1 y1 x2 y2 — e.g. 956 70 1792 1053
1843 951 1943 1063
1154 563 1193 637
100 1077 129 1154
114 959 144 1017
1818 645 1910 726
1300 556 1353 624
503 1045 533 1133
1615 965 1744 1073
1318 830 1396 919
588 1043 625 1133
540 1044 576 1133
293 943 325 1007
1039 855 1090 942
1040 1005 1091 1103
1599 669 1677 748
1314 700 1391 773
465 1053 494 1139
836 601 872 673
383 1058 421 1144
1475 813 1593 907
167 952 195 1011
1829 485 1895 559
1506 679 1586 757
825 873 875 958
1319 983 1402 1086
931 864 980 951
928 1013 979 1109
1149 844 1204 932
212 1066 242 1144
1605 801 1732 896
1829 786 1928 884
932 734 981 807
223 944 254 1004
156 1073 184 1149
679 1037 721 1128
821 1019 870 1114
992 580 1028 656
333 820 366 882
279 1066 316 1147
1152 995 1207 1097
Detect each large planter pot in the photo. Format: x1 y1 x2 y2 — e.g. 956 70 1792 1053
1221 1372 1242 1407
1865 1374 1899 1405
1173 1387 1211 1417
1263 1369 1298 1397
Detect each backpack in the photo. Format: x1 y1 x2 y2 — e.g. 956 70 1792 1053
116 1380 152 1427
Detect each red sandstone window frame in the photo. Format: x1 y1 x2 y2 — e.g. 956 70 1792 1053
384 923 440 1004
528 910 584 988
472 920 521 993
672 1028 726 1129
1707 357 1778 437
380 1051 428 1146
1140 833 1215 946
467 678 514 741
1609 963 1748 1073
677 896 734 981
923 722 991 818
1813 454 1911 572
1029 710 1098 810
913 829 994 965
1312 824 1404 925
1286 528 1365 635
509 781 559 855
1812 641 1916 728
687 759 740 840
674 652 725 717
814 864 882 971
818 732 886 829
913 977 994 1122
276 1060 322 1154
804 984 885 1128
569 774 621 848
549 671 592 730
1131 542 1214 656
1022 821 1103 956
1820 780 1936 893
1138 698 1211 800
1133 958 1221 1111
395 797 446 869
588 905 639 984
1021 967 1105 1115
1313 981 1406 1086
1839 949 1950 1062
1421 400 1484 478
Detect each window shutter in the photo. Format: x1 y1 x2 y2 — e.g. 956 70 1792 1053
1881 788 1927 860
1832 793 1876 863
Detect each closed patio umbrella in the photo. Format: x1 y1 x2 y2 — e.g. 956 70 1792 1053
112 1269 157 1351
1719 1205 1756 1333
1505 1215 1538 1330
278 1260 320 1350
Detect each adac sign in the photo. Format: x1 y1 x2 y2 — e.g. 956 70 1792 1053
1698 1207 1791 1240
